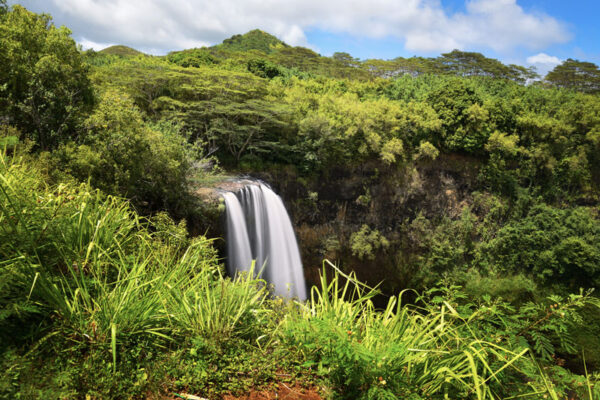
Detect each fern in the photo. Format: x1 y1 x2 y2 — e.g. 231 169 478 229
530 330 554 361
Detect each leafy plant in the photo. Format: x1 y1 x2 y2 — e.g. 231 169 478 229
282 262 598 399
0 5 94 149
349 225 389 260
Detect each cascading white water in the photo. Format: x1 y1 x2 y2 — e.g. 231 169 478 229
222 192 253 274
222 183 307 300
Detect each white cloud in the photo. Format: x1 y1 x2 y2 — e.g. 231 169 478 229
526 52 562 77
15 0 571 55
78 38 115 52
526 53 562 65
280 25 309 48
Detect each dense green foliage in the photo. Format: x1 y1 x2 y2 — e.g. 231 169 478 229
482 205 600 290
214 29 288 53
0 5 94 149
2 4 600 398
53 90 196 215
0 152 598 398
546 59 600 94
99 45 143 57
82 43 600 206
286 266 599 399
0 148 271 397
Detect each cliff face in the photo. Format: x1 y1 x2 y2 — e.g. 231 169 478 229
247 154 482 294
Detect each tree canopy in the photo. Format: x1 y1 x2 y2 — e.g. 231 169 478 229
546 58 600 93
0 5 94 149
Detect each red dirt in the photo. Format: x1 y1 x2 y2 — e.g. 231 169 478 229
221 383 323 400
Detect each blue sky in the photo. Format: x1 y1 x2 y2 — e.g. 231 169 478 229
11 0 600 75
307 1 599 61
519 0 600 63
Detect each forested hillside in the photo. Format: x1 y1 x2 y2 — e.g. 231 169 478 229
1 4 600 399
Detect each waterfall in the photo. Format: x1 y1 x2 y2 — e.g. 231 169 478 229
222 192 253 274
222 183 307 300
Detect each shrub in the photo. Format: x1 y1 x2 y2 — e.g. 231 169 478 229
54 91 194 216
350 225 389 260
480 204 600 290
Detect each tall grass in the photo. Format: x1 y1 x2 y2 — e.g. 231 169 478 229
0 149 264 370
165 261 269 339
283 261 566 399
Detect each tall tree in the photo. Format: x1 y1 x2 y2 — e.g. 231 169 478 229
332 52 359 67
435 50 538 83
0 5 94 149
545 59 600 94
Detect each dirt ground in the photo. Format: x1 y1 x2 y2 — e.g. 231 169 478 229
168 383 324 400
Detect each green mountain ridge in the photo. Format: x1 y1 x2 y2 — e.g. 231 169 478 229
111 29 541 83
99 44 144 57
212 29 288 53
103 29 600 89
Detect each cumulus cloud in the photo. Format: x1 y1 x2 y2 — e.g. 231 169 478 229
526 53 562 65
526 52 562 77
14 0 571 55
78 38 115 51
